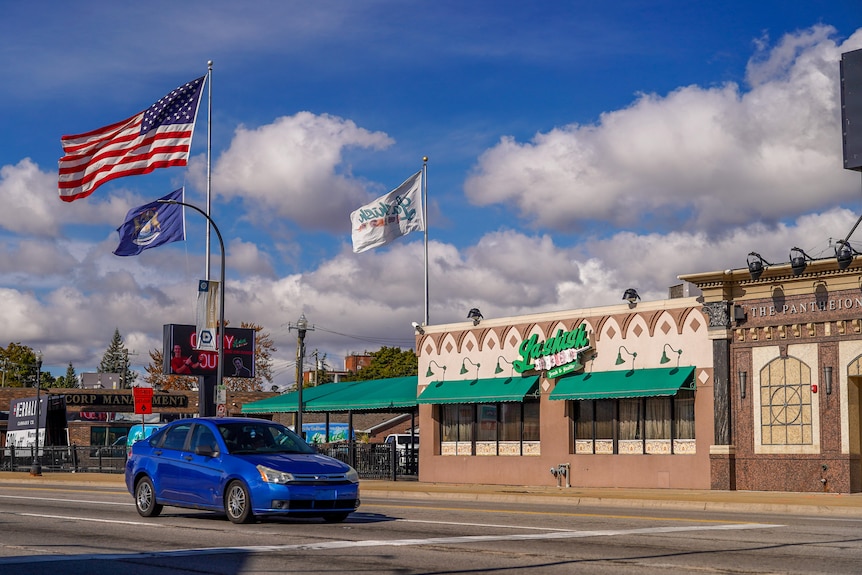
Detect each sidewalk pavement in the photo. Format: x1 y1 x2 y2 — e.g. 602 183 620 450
3 471 862 517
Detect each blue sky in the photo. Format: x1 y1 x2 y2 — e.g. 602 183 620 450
0 1 860 383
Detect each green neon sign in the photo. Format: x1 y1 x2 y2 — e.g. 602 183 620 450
513 324 591 374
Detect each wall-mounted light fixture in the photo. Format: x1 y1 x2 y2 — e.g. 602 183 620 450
460 357 480 377
747 252 772 280
494 355 514 375
835 240 860 270
660 344 682 367
824 366 833 395
622 288 640 305
426 360 447 379
411 321 425 335
790 247 814 276
738 371 747 400
467 308 483 326
615 346 637 369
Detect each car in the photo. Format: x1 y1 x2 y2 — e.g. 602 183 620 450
94 435 127 458
125 423 165 456
125 417 360 524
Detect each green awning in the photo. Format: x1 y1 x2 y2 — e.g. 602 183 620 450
417 375 540 404
241 376 418 414
305 376 418 412
548 366 696 401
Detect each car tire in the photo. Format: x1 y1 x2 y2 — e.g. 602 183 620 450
225 480 254 524
322 512 350 523
135 477 162 517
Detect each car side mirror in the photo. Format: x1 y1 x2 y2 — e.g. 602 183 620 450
195 444 218 457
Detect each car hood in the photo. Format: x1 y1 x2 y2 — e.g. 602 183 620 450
238 453 352 475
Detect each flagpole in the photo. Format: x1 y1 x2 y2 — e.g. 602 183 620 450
205 60 213 280
422 157 429 326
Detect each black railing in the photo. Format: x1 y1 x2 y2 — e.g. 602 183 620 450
1 442 418 479
1 445 128 474
315 441 418 480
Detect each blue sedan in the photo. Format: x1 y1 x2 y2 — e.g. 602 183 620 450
125 417 360 523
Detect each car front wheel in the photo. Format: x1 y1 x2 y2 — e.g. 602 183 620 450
225 480 254 524
135 477 162 517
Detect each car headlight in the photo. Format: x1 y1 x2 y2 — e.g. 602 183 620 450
257 464 295 484
345 467 359 483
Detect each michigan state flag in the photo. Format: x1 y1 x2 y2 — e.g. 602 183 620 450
114 188 185 256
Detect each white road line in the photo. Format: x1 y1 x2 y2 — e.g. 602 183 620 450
16 513 157 527
396 518 578 531
0 494 131 506
0 522 783 564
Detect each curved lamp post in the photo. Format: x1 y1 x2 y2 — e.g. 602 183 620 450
158 199 225 398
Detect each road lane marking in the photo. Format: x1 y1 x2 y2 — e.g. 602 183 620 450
17 513 156 526
0 494 131 506
0 522 783 564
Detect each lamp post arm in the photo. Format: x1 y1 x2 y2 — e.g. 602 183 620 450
158 199 225 390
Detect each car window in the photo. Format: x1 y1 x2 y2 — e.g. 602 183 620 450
218 421 315 454
191 424 218 453
160 423 192 451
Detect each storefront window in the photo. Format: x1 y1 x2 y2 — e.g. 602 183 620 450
439 401 539 455
571 393 694 454
477 404 497 441
523 402 540 441
674 390 695 439
500 403 521 441
760 357 813 446
646 397 671 439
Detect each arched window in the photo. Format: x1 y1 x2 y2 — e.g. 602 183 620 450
759 357 813 446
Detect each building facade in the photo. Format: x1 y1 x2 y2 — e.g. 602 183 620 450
681 256 862 493
415 296 716 489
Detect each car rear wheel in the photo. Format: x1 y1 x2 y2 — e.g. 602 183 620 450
322 512 350 523
135 477 162 517
225 480 254 524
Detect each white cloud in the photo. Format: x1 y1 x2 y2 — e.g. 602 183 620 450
464 27 862 234
209 112 394 231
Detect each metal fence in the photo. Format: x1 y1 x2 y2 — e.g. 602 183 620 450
1 442 418 480
316 441 418 481
1 445 128 474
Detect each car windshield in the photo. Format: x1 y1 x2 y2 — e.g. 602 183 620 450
218 421 315 455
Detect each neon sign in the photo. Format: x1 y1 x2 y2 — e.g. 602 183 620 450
513 324 592 377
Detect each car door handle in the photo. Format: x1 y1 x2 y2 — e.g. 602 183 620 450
154 450 163 456
183 455 193 461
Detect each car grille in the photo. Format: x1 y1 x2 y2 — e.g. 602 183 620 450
273 498 359 511
289 473 353 485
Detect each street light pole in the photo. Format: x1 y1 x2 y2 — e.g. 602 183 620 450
289 313 313 438
30 351 42 477
158 199 226 401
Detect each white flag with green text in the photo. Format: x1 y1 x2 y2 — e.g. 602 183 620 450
350 171 424 253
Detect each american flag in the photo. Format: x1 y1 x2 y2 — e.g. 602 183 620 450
58 76 206 202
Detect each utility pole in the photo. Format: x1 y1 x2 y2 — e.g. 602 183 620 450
288 314 314 438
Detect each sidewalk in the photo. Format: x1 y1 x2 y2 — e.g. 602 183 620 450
3 472 862 517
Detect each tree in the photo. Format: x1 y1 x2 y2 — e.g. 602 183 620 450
0 342 42 387
54 362 79 388
342 347 417 381
99 328 137 388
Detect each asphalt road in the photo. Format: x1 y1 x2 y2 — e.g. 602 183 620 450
1 481 862 574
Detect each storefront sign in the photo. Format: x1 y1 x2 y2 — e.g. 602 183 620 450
63 392 188 411
514 324 592 375
747 296 862 318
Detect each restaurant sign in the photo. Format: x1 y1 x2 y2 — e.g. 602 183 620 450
514 324 592 378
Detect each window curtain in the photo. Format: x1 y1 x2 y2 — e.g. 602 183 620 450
645 397 671 439
618 398 642 440
674 390 695 439
574 400 594 440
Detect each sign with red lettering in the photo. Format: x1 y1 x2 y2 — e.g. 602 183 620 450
133 387 154 414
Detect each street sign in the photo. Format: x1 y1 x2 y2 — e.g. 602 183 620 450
133 387 153 415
